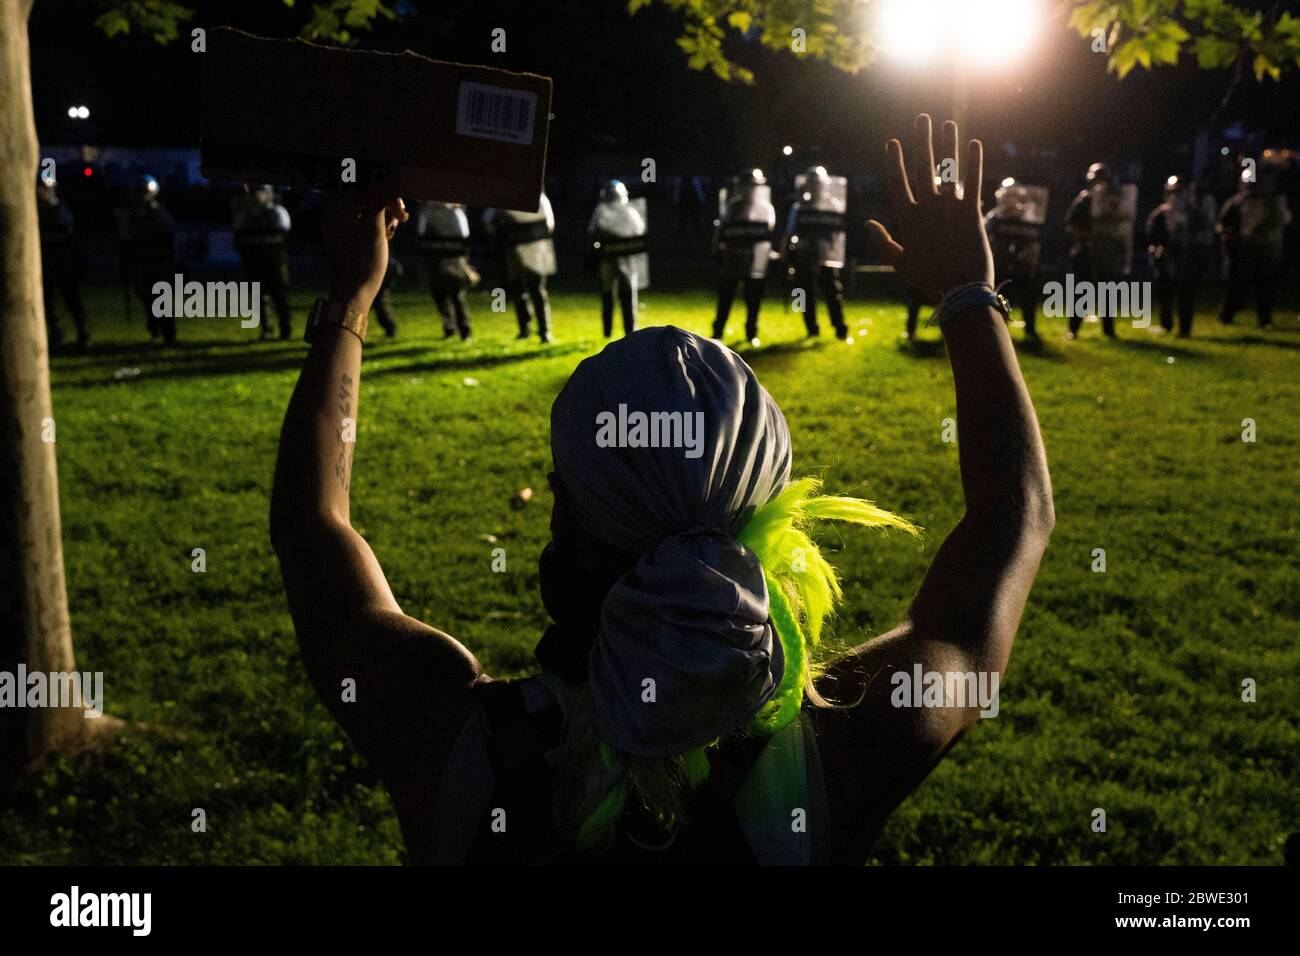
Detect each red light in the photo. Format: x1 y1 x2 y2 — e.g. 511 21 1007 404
82 167 93 177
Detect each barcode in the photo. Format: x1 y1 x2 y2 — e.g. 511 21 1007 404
456 82 537 145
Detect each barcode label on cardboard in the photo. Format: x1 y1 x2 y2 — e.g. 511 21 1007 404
455 82 537 145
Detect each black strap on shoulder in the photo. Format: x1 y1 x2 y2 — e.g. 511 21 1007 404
465 680 565 864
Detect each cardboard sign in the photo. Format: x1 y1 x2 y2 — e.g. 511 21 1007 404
200 28 552 209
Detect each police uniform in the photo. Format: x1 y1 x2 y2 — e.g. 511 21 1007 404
985 180 1048 338
588 181 648 338
234 187 294 340
37 176 89 348
1218 172 1292 330
116 176 178 344
712 172 775 343
784 167 849 340
1064 163 1135 338
484 193 556 343
417 201 477 340
1146 176 1216 337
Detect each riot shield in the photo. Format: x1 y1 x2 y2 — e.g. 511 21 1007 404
1239 194 1288 242
496 194 557 277
789 172 847 269
717 183 775 278
591 196 649 290
1088 183 1137 275
994 183 1049 225
418 203 471 258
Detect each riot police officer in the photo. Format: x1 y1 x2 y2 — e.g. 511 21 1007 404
711 169 776 345
1146 175 1216 337
116 174 177 344
783 165 850 341
417 201 477 340
233 184 293 340
1218 166 1292 330
484 192 556 343
1064 162 1136 339
985 178 1048 340
36 171 90 349
588 180 648 338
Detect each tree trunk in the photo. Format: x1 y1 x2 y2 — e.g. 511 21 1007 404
0 0 110 780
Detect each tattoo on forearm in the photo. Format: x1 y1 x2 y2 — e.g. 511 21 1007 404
336 372 354 491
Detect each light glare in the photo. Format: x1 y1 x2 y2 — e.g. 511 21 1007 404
877 0 1042 69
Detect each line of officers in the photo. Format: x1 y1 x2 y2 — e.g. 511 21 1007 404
596 159 1294 346
942 161 1292 340
36 160 1292 350
36 172 565 348
36 164 860 349
556 165 876 346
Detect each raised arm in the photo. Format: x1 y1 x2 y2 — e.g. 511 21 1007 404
269 193 481 807
812 115 1054 861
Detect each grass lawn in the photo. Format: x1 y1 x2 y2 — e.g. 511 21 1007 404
3 281 1296 864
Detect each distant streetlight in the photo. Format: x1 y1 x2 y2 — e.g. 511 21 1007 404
67 105 90 119
782 145 794 156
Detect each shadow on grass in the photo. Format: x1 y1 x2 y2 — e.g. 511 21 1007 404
892 333 1069 363
1012 336 1073 363
895 337 947 360
1112 335 1209 360
1235 334 1300 351
53 351 326 387
51 336 592 387
737 337 828 372
365 341 592 378
53 338 302 361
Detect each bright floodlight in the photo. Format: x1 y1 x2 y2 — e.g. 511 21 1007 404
67 106 77 118
782 145 794 156
878 0 943 65
878 0 1042 69
77 106 90 119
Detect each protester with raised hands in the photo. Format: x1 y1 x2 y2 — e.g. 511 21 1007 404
271 115 1053 865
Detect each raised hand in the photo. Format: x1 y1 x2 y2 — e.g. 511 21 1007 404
867 114 994 304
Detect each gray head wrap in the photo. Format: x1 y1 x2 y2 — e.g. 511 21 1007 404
550 327 792 756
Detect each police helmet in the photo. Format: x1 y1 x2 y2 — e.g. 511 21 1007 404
1086 162 1113 185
